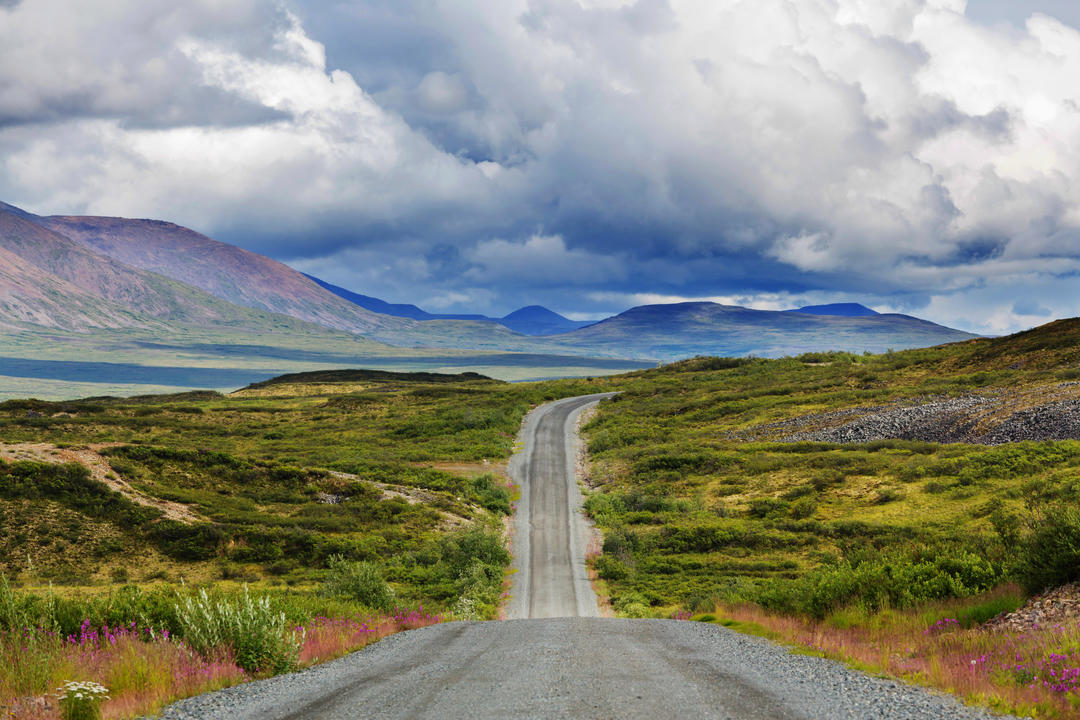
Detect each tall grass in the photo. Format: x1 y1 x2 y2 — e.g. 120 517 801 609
0 608 443 719
0 578 444 720
175 587 301 674
711 586 1080 719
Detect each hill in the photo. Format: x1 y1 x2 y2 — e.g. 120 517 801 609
551 302 976 360
0 242 144 331
40 214 406 335
787 302 878 317
0 206 333 334
499 305 591 335
32 211 586 349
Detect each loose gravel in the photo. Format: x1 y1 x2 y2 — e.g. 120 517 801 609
737 385 1080 446
152 618 1025 720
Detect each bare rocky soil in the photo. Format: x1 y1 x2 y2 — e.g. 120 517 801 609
738 384 1080 446
987 582 1080 633
0 441 198 522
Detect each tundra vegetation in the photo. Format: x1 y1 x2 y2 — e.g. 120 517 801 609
5 320 1080 717
0 370 604 718
581 319 1080 718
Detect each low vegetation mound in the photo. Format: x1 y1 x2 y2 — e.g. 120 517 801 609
241 368 496 390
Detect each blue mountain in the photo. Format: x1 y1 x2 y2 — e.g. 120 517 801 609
787 303 879 317
499 305 591 335
306 275 591 335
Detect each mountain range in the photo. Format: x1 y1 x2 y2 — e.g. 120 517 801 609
0 200 980 395
307 274 591 335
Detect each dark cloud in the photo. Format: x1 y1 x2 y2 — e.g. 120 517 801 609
967 0 1080 29
2 0 1080 334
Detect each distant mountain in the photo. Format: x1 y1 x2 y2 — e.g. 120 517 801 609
499 306 591 335
551 302 977 361
788 303 879 317
304 274 489 322
39 214 406 336
0 201 979 372
307 274 590 335
0 203 413 365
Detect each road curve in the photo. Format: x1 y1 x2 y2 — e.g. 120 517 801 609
157 394 1020 720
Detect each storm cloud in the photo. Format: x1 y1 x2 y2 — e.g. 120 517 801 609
1 0 1079 333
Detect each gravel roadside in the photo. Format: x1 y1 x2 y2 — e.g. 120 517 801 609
152 618 1026 720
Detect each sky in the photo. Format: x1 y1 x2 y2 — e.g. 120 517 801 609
1 0 1079 334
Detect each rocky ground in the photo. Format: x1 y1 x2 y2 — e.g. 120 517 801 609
735 384 1080 446
986 582 1080 633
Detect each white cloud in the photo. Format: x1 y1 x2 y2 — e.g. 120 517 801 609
586 291 864 313
2 0 1080 319
1 9 495 236
416 71 467 114
466 233 627 285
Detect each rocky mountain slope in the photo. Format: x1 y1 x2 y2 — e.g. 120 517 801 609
39 214 406 335
0 207 305 332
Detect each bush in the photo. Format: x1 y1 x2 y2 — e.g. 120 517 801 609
758 550 1000 618
594 555 630 581
1016 505 1080 593
789 497 817 519
469 474 512 515
321 556 396 611
174 587 301 674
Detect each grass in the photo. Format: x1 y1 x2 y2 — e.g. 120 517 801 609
575 321 1080 716
0 368 608 716
8 318 1080 716
706 585 1080 718
0 598 441 719
0 371 608 596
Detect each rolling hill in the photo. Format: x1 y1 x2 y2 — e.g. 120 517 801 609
549 302 978 361
499 305 591 335
787 303 879 317
38 213 407 335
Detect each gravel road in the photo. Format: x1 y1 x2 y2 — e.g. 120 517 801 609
156 394 1023 720
508 393 613 619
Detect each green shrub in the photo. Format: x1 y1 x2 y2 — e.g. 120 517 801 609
321 556 395 611
789 497 817 519
174 587 301 674
758 550 1000 618
602 528 639 558
747 498 788 518
594 555 630 581
1016 504 1080 593
469 474 512 515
